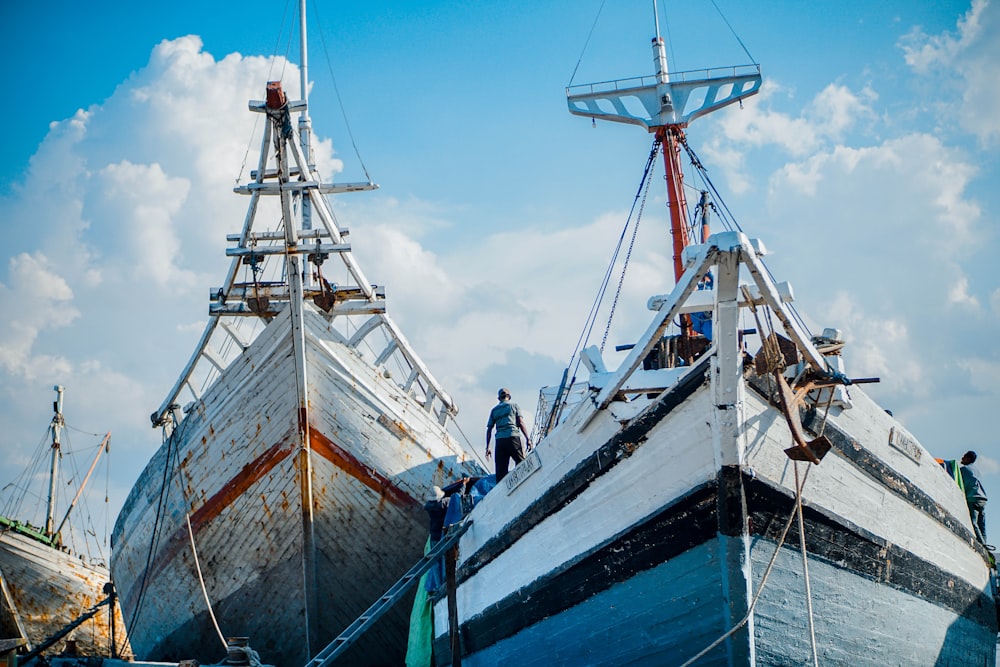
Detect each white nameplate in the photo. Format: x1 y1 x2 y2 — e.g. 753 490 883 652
505 450 542 494
889 426 922 464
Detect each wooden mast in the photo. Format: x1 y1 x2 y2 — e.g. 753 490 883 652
291 0 318 655
44 385 65 539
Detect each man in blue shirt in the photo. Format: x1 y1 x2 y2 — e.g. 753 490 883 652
485 388 532 483
960 450 988 543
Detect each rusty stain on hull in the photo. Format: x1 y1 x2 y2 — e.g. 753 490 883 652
121 439 295 612
309 427 418 510
122 424 418 615
0 531 131 658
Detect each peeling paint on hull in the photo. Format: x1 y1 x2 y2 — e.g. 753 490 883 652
111 306 481 667
431 367 997 666
0 531 130 657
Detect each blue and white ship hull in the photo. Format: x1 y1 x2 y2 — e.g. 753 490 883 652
430 234 997 666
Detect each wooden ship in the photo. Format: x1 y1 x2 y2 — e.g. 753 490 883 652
0 386 128 660
109 3 483 666
427 10 999 666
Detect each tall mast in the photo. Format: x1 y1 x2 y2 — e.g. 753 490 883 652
294 0 318 654
44 385 65 538
298 0 313 232
566 10 762 282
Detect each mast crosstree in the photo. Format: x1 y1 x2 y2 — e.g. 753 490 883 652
566 28 761 282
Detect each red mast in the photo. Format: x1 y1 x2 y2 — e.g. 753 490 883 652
567 33 762 284
657 125 691 283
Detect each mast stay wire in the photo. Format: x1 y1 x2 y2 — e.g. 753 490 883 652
567 0 608 87
560 138 663 401
600 153 655 353
680 138 816 341
709 0 757 64
310 0 373 182
658 0 677 78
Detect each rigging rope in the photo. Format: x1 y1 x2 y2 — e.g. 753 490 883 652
709 0 758 64
452 420 490 470
600 151 655 353
567 138 662 376
186 513 228 650
680 138 816 343
567 0 608 87
679 464 814 667
126 425 178 641
796 462 820 667
310 0 373 182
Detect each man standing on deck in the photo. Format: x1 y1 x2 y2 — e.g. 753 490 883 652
486 388 531 483
960 450 988 544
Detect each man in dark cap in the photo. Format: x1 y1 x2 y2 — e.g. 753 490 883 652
960 450 988 543
485 388 531 483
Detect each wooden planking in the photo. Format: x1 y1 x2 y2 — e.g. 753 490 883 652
749 537 995 664
433 350 996 665
741 387 988 589
113 304 483 667
436 542 731 666
0 532 130 657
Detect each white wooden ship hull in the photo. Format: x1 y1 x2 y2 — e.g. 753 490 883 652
112 305 481 667
0 530 128 657
431 234 997 666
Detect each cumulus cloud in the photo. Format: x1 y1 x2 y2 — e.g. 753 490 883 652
0 253 79 378
700 81 875 194
900 0 1000 144
0 36 317 507
759 130 987 404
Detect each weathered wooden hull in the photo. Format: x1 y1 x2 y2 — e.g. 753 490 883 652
0 530 129 658
433 360 997 665
111 305 481 667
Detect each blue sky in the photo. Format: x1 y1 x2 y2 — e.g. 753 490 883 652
1 0 997 552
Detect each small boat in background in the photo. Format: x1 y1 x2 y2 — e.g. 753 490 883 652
0 386 129 660
429 7 999 666
109 2 483 666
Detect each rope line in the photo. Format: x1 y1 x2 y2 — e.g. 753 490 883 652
186 513 228 650
310 0 372 182
709 0 757 64
559 138 662 402
452 419 490 470
600 153 655 352
678 464 813 667
796 462 820 666
125 426 177 641
567 0 607 87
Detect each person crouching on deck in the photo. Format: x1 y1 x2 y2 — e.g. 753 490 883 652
485 388 532 483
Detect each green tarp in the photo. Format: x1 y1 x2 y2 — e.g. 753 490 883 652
405 538 433 667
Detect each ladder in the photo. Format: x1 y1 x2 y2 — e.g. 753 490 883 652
304 518 473 667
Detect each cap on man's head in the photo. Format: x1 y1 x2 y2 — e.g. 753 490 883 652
498 388 510 399
427 485 445 502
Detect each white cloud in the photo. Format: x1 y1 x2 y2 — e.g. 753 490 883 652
0 36 323 504
0 253 79 378
900 0 1000 145
947 275 980 307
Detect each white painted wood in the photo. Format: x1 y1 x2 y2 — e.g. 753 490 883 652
647 280 794 313
432 231 993 665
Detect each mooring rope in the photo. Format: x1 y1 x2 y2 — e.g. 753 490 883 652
185 513 228 651
679 464 814 667
795 462 820 666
